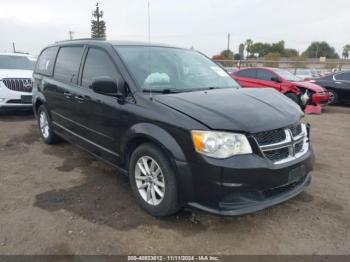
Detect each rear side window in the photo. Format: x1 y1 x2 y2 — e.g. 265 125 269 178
54 46 84 84
235 69 257 79
35 46 58 75
335 72 350 81
257 69 276 81
81 48 120 88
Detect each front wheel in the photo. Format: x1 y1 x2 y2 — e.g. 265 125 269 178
129 143 180 217
285 92 304 109
327 89 339 105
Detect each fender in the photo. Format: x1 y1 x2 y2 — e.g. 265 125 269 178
120 122 187 162
281 83 301 95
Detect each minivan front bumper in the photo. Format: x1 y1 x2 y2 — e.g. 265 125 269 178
176 146 315 216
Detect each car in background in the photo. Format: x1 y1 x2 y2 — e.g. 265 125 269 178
309 71 350 105
225 67 239 74
294 68 321 80
0 53 36 111
231 67 330 109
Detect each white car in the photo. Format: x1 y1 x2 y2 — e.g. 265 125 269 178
0 53 36 111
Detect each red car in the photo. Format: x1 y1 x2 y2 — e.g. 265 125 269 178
231 67 330 109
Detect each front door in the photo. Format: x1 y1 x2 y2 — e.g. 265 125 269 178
72 47 124 164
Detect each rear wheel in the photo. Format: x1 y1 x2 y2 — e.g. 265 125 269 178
37 105 61 144
327 89 339 105
129 143 180 217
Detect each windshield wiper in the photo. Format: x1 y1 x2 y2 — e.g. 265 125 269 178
142 88 182 94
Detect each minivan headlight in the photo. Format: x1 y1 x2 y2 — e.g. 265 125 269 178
191 130 252 159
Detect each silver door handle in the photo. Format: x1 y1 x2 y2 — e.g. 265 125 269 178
75 95 85 103
64 91 73 98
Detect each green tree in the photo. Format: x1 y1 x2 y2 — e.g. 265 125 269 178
234 53 242 60
264 52 281 67
302 42 339 59
284 48 299 58
270 40 285 54
91 3 106 39
342 45 350 59
245 39 253 58
220 49 234 60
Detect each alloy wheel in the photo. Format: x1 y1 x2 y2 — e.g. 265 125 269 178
39 111 50 139
135 156 165 206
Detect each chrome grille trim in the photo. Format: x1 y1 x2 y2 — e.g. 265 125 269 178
254 123 309 164
2 78 33 93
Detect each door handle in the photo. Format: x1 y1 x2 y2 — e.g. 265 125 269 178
64 91 73 98
75 95 85 103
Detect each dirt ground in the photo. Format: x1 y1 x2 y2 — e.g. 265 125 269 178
0 106 349 255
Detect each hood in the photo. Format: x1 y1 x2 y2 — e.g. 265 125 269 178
155 88 303 133
292 81 325 93
0 69 33 79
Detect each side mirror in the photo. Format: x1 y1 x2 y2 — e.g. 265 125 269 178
271 76 281 83
92 76 125 100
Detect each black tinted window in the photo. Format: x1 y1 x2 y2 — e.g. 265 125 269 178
54 46 84 84
35 46 58 75
236 69 257 79
335 72 350 81
81 48 120 88
257 69 276 81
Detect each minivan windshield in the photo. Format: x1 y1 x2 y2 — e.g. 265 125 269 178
0 55 36 70
115 46 240 92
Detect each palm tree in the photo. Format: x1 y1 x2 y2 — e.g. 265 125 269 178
245 39 253 59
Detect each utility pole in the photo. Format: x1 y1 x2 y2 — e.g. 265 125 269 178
68 31 74 40
227 32 230 51
12 42 16 53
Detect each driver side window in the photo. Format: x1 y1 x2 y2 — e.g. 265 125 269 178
257 69 276 81
81 48 121 88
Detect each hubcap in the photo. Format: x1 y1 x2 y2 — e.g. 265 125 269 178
328 91 335 103
135 156 165 206
39 111 50 139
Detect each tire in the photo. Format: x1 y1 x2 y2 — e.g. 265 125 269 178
285 92 303 109
129 143 180 217
37 105 61 144
327 89 339 105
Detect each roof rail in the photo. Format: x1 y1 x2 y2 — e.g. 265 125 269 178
55 38 105 43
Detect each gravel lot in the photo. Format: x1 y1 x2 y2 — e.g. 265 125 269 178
0 106 349 255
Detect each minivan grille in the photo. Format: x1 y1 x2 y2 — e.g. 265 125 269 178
253 123 308 164
2 78 33 93
254 128 286 146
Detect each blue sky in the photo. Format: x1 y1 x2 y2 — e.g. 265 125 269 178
0 0 349 56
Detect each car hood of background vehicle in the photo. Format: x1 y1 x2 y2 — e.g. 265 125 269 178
292 81 325 93
0 69 33 79
155 88 303 133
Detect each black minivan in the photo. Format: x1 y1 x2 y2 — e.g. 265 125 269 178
32 39 315 216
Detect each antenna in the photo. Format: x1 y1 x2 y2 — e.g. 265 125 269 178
147 0 152 99
147 0 151 43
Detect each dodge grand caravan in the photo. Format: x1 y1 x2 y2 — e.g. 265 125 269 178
32 40 315 216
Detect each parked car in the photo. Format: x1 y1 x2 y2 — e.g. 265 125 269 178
0 53 36 111
33 40 314 217
294 68 321 80
232 67 330 108
309 71 350 105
